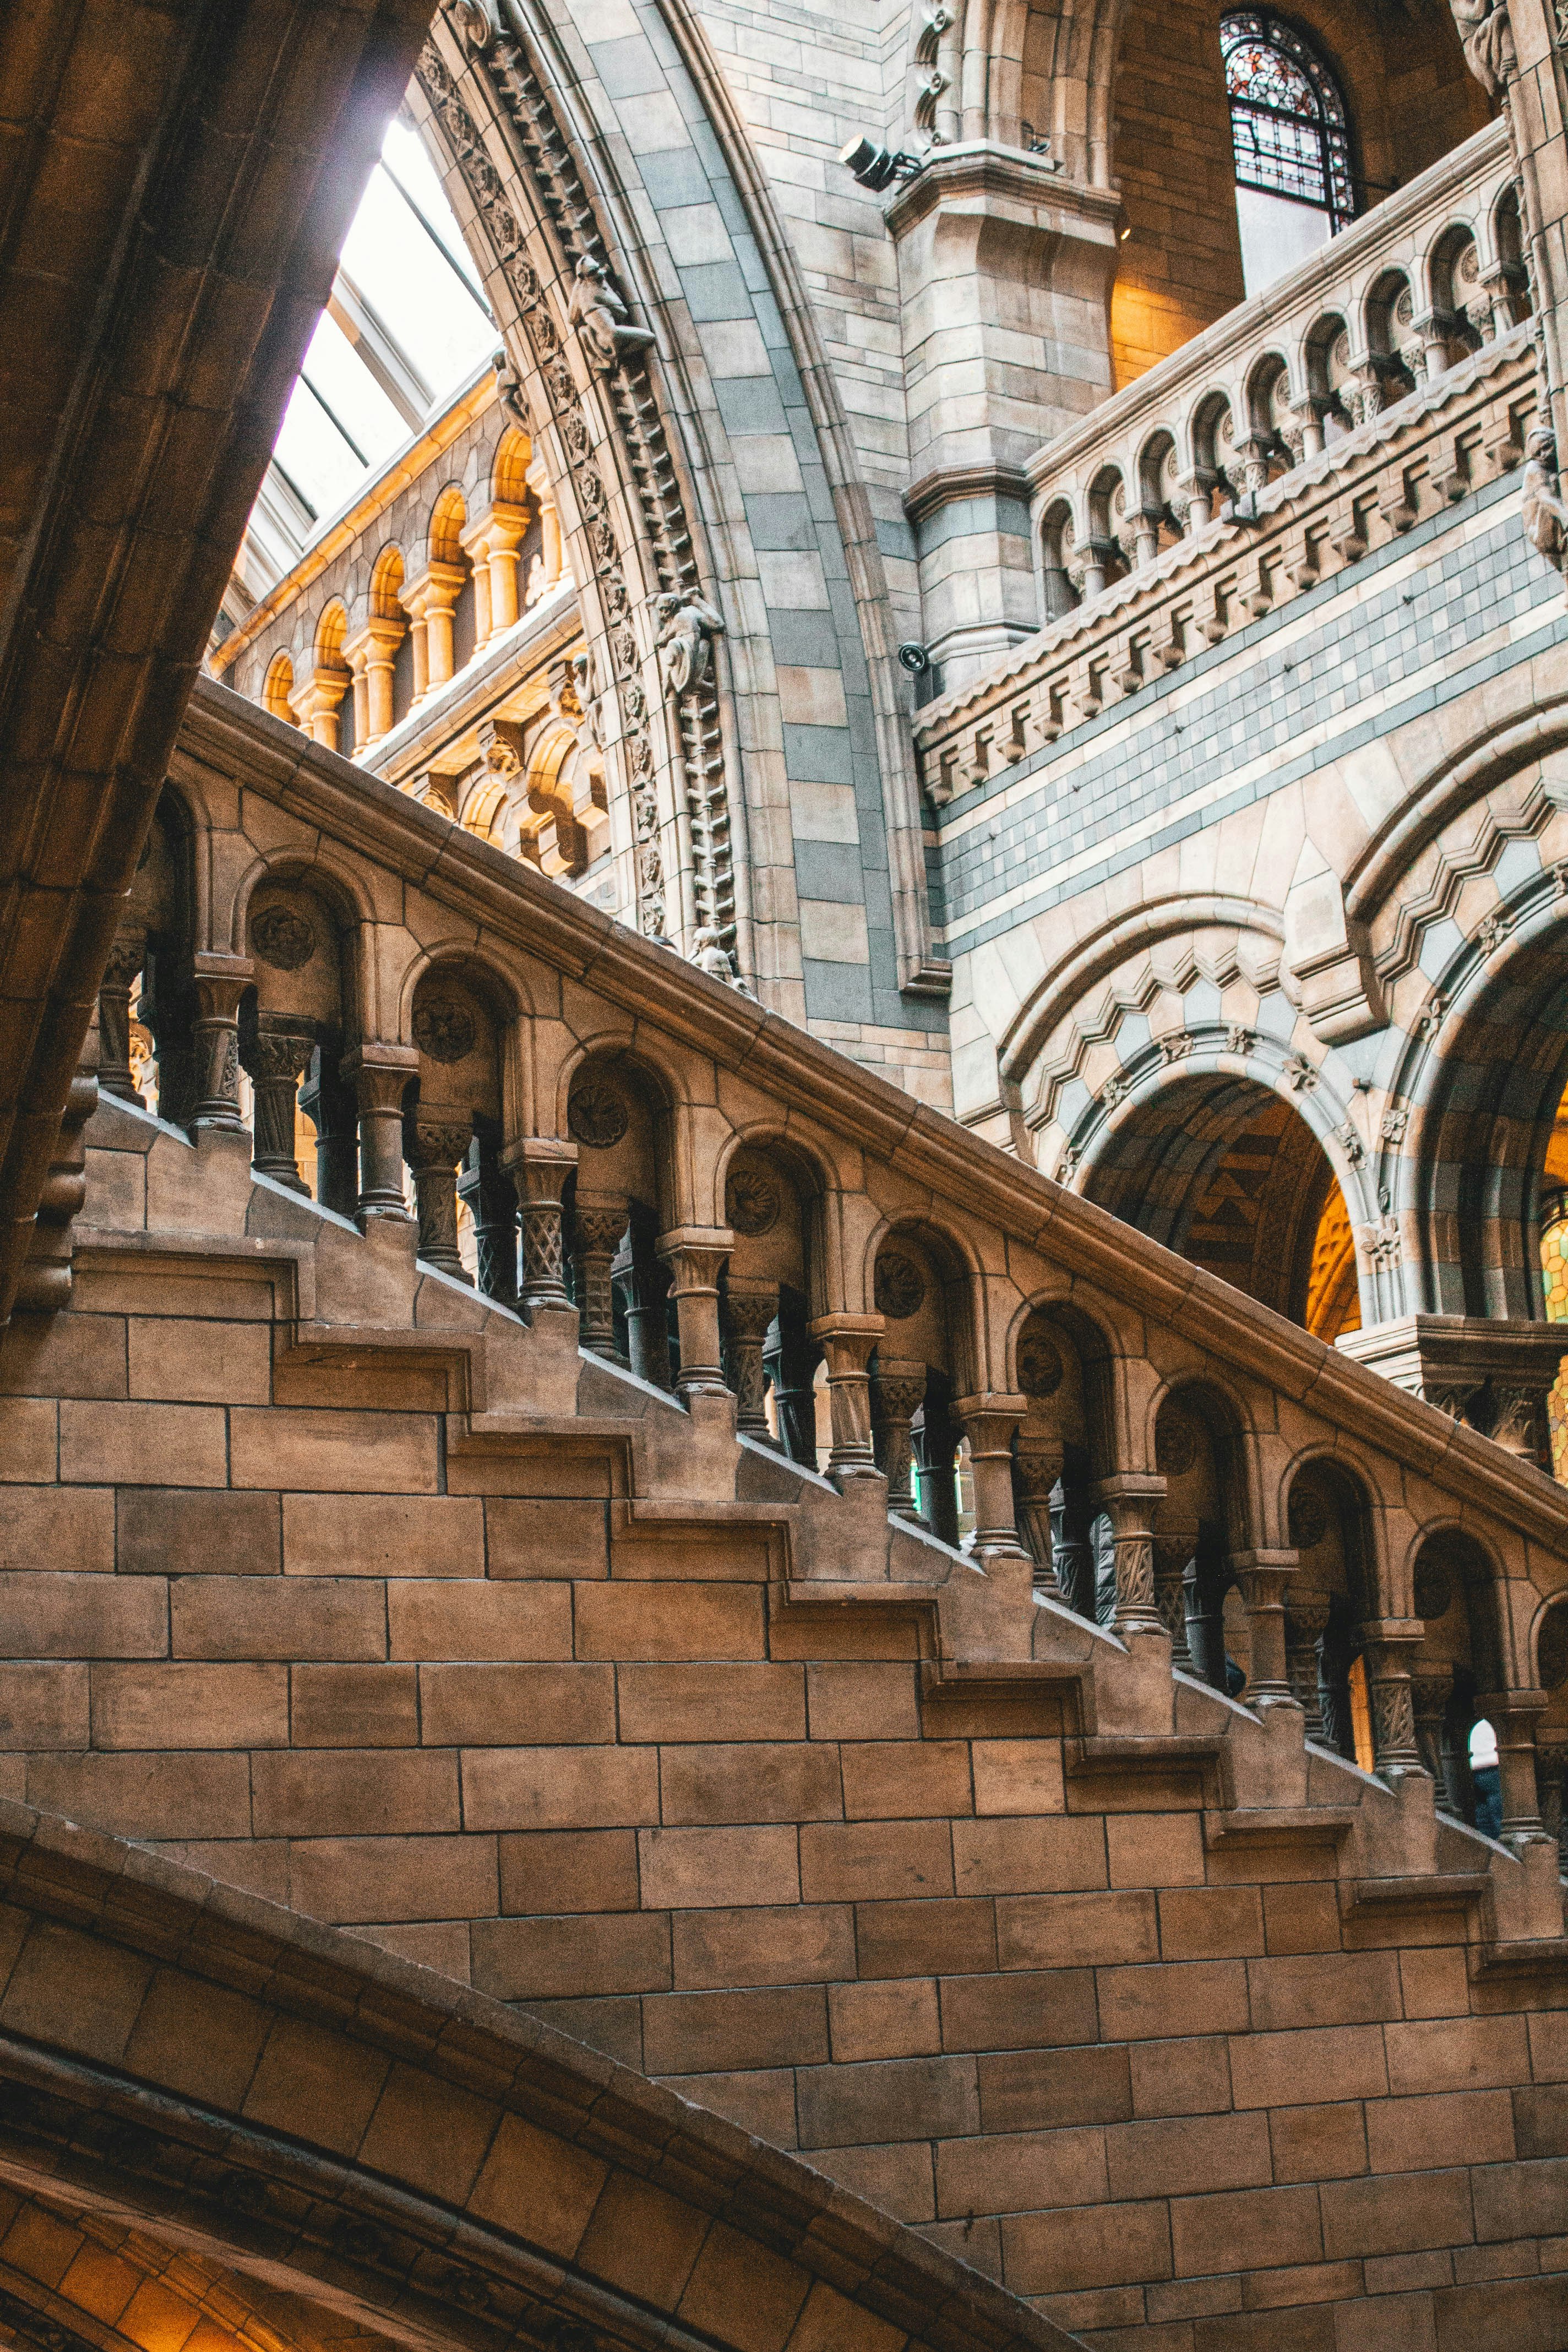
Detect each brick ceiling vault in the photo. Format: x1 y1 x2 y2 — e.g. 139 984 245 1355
0 0 439 1325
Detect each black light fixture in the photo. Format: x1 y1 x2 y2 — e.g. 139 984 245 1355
839 135 924 191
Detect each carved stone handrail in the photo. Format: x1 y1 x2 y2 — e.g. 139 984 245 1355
914 314 1538 795
1023 119 1517 600
172 669 1568 1571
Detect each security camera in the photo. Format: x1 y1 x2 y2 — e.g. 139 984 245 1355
839 135 924 191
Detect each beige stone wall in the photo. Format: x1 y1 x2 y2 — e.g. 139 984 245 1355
1109 0 1245 392
2 1122 1565 2343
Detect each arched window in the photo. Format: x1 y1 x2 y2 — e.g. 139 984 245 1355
1221 12 1354 297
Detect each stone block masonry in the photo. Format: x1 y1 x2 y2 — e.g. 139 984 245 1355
2 1077 1565 2347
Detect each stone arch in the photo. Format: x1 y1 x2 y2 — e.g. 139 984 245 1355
412 1 933 1016
262 649 295 723
491 418 532 504
0 1807 1047 2352
1398 914 1568 1325
937 0 1124 180
1079 1067 1367 1334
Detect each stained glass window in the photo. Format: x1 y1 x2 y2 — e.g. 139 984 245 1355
1221 12 1355 231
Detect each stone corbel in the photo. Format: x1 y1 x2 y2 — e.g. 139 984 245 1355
1283 864 1387 1045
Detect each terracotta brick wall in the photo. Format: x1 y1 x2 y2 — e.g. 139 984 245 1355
2 1109 1565 2345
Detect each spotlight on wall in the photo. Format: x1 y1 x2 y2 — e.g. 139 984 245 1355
897 643 932 675
839 135 924 191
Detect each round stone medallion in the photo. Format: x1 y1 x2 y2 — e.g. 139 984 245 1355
726 1168 780 1236
250 903 317 972
413 997 477 1064
568 1075 629 1149
874 1249 926 1320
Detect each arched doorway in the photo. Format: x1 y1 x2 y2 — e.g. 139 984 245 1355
1082 1072 1360 1336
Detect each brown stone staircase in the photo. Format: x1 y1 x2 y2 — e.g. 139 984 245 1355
5 1081 1564 2346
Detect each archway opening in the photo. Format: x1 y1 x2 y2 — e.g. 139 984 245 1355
1082 1072 1359 1335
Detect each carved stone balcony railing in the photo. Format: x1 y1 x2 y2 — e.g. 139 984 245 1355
77 668 1568 1841
913 307 1539 803
1022 121 1522 611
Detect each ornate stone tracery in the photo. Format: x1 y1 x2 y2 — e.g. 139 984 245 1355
415 7 737 959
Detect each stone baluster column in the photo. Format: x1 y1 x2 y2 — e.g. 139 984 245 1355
189 959 252 1134
1091 1474 1168 1640
463 506 530 646
1129 505 1163 567
1477 1689 1553 1849
915 1391 963 1547
1172 471 1217 531
340 1045 417 1224
1286 397 1327 460
1050 1456 1097 1618
1317 1616 1355 1759
344 618 405 749
658 1230 733 1402
402 562 467 701
1284 1590 1332 1741
241 1015 316 1190
499 1140 575 1313
403 1116 473 1282
574 1192 630 1359
872 1358 930 1519
954 1395 1032 1566
1232 1548 1299 1709
298 1049 359 1217
291 667 350 751
1357 1619 1427 1781
622 1235 673 1390
1411 1665 1457 1812
764 1314 820 1466
1014 1436 1064 1598
726 1280 780 1440
456 1148 519 1307
808 1314 884 1484
1153 1537 1195 1668
97 929 148 1103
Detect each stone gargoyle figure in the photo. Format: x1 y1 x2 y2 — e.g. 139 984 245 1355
1522 424 1568 568
1449 0 1516 95
655 591 726 699
690 925 753 994
566 257 655 373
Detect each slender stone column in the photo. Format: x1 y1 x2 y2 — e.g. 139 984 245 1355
1357 1619 1427 1781
575 1191 630 1359
403 1117 473 1281
462 505 530 645
344 617 405 748
298 1050 360 1218
808 1314 884 1484
1050 1455 1097 1619
914 1391 963 1546
1232 1548 1300 1709
341 1045 417 1223
954 1393 1032 1566
500 1139 576 1311
658 1229 733 1401
1014 1436 1065 1598
622 1240 673 1389
765 1312 820 1466
1091 1474 1168 1639
872 1357 930 1518
1284 1590 1332 1740
726 1280 780 1440
291 666 350 750
189 961 252 1134
97 929 147 1103
457 1151 518 1306
1153 1537 1195 1668
1411 1665 1458 1812
241 1014 315 1190
1477 1688 1554 1848
402 562 468 698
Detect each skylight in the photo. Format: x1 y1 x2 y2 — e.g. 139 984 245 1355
224 115 497 620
